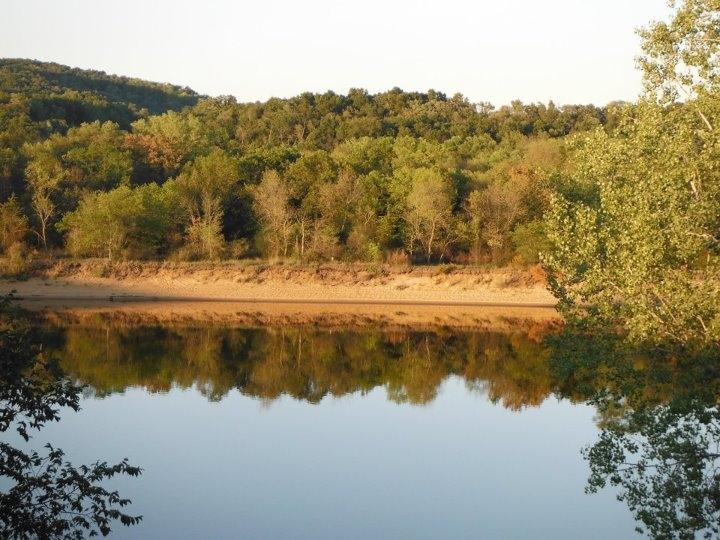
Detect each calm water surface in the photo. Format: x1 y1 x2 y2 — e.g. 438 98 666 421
17 322 647 538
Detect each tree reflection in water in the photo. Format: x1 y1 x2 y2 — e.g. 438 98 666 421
550 329 720 539
15 311 720 539
43 322 554 408
0 299 142 538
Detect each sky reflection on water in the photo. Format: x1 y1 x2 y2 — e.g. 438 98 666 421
36 373 635 539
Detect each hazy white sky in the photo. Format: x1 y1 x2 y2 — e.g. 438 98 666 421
2 0 671 106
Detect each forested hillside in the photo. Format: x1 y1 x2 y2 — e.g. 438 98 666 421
0 59 199 127
0 58 625 268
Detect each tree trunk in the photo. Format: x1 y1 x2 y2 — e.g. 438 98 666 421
40 219 47 250
300 220 306 261
427 222 436 263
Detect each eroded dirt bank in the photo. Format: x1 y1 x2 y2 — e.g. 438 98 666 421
21 300 560 333
1 260 556 307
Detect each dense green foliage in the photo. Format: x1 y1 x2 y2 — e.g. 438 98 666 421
0 59 616 266
0 59 198 202
58 183 180 259
545 0 720 346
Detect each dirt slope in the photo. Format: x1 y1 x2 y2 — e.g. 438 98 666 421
1 260 556 306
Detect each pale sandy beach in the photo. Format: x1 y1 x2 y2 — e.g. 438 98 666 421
2 260 559 329
1 260 556 306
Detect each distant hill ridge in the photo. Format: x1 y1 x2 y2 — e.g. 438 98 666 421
0 58 201 128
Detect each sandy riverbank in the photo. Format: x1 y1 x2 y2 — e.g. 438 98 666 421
1 259 556 307
24 300 559 332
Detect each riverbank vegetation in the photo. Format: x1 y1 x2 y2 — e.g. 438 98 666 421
545 0 720 346
1 0 718 346
0 57 612 268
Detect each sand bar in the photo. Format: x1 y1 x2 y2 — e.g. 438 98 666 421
1 260 556 307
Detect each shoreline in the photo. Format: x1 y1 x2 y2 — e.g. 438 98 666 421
2 260 560 330
1 259 556 308
21 300 561 332
11 294 556 308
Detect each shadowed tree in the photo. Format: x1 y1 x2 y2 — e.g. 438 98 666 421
0 196 28 254
0 296 143 537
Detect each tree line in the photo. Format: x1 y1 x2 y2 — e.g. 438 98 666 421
0 59 622 268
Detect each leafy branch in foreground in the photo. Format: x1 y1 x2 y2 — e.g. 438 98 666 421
544 0 720 346
0 295 143 538
0 443 142 538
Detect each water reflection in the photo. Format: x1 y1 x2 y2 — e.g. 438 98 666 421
0 302 142 537
550 330 720 539
17 315 720 538
44 324 553 408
